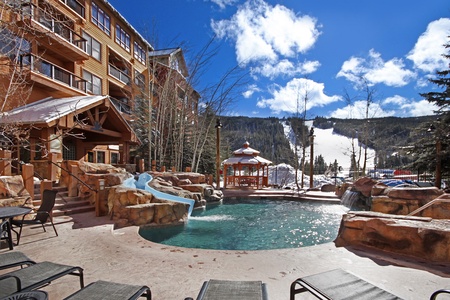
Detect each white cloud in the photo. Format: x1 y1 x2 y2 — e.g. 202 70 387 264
382 95 407 106
337 49 416 87
257 78 341 114
330 101 395 119
398 99 438 117
211 0 321 68
242 84 260 98
407 18 450 73
251 59 320 79
209 0 238 9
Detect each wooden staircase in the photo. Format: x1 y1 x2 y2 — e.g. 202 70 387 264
32 184 95 217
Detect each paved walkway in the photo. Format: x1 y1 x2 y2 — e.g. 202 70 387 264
1 212 449 299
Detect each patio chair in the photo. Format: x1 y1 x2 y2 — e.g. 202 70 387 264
1 219 13 250
188 279 268 300
290 269 402 300
11 189 58 245
63 280 152 300
0 251 35 271
0 261 84 298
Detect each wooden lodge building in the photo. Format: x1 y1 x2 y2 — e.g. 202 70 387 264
0 0 199 180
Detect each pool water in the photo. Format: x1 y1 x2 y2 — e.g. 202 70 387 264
138 200 349 250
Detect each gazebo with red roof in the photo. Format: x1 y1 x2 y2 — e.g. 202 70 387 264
222 142 272 189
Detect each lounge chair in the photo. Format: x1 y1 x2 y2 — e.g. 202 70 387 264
0 261 84 298
11 189 58 245
189 279 268 300
1 219 13 250
290 269 402 300
63 280 151 300
0 251 35 270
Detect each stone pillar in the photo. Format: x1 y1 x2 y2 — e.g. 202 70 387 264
138 159 145 173
95 179 107 217
68 165 79 197
185 167 191 172
161 166 166 172
0 150 12 176
21 164 34 200
48 152 58 181
151 160 156 171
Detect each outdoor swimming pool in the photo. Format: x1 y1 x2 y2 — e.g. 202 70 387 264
139 200 349 250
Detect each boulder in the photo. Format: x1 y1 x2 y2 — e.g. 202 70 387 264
353 177 378 197
387 186 443 201
0 175 30 198
335 211 450 262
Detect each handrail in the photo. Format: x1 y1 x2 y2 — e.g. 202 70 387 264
407 197 450 216
49 161 97 192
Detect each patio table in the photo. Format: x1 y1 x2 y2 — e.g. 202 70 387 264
0 207 32 250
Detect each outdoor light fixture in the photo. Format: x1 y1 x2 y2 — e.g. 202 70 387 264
215 118 222 189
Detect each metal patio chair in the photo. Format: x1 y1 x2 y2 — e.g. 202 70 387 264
11 190 58 245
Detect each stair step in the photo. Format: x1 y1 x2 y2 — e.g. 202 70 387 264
53 205 95 217
32 185 96 217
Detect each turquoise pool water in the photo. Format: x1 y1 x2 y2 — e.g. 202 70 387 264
139 200 348 250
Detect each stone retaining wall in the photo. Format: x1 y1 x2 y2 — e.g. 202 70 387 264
335 211 450 262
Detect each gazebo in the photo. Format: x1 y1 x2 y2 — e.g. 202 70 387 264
222 142 272 189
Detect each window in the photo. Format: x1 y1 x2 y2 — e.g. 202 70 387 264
110 152 119 164
97 151 105 163
115 24 130 52
82 31 101 61
134 42 146 65
91 2 110 35
83 70 102 95
86 151 94 162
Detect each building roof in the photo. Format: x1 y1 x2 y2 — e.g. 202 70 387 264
223 155 272 166
0 95 108 124
223 142 272 166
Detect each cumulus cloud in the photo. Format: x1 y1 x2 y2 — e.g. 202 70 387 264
397 99 438 117
382 95 407 106
256 78 341 114
337 49 416 87
209 0 238 9
242 84 261 98
407 18 450 73
251 59 320 79
211 0 321 77
330 101 395 119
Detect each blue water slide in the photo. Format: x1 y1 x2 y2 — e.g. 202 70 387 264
123 173 194 216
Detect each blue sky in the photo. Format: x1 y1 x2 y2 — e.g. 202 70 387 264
107 0 450 119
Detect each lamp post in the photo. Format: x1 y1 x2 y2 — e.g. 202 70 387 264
428 122 442 189
309 127 315 189
215 118 222 189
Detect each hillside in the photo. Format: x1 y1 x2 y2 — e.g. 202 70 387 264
219 115 436 170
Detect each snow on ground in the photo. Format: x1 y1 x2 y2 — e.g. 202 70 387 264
271 121 377 188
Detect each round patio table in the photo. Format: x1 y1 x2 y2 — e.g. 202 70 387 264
0 290 48 300
0 206 32 250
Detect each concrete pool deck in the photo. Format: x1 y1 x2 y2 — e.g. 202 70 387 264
1 210 449 299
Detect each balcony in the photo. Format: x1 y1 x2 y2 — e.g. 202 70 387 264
19 2 88 62
109 64 131 85
110 97 131 115
20 54 87 97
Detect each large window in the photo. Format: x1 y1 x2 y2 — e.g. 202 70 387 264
115 24 130 52
91 2 110 35
134 42 146 65
83 70 102 94
82 31 101 61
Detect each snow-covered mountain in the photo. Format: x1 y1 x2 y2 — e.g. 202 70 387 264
281 120 375 172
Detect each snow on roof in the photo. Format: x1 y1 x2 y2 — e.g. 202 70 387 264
223 155 272 165
0 95 107 125
223 142 272 165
